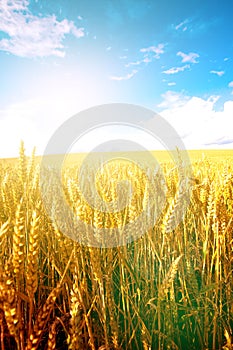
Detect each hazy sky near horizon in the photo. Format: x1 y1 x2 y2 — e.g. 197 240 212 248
0 0 233 157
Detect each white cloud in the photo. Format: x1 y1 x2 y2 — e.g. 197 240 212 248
228 81 233 87
110 69 138 81
140 43 165 59
143 57 152 63
163 64 190 75
177 51 199 63
157 91 189 109
210 70 225 77
167 82 176 86
0 96 166 158
1 91 233 158
114 43 164 80
154 91 233 149
125 60 142 67
175 19 189 31
0 0 84 58
125 57 151 68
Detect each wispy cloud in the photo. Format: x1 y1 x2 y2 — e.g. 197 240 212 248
167 82 176 86
110 69 138 81
175 19 189 31
140 43 165 59
210 70 225 77
113 43 164 81
163 64 190 75
125 60 142 67
125 56 151 67
177 51 199 63
157 90 189 109
125 43 164 69
204 137 233 146
228 81 233 87
0 0 84 58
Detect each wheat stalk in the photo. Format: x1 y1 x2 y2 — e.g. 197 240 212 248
159 255 183 298
26 284 61 350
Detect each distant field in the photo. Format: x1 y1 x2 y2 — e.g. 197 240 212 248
1 149 233 165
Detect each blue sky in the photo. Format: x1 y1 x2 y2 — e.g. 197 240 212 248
0 0 233 157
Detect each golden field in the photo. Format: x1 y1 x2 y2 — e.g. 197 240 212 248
0 143 232 349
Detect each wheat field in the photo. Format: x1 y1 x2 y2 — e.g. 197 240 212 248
0 141 232 349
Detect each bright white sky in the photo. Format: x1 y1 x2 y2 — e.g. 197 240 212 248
0 0 233 158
